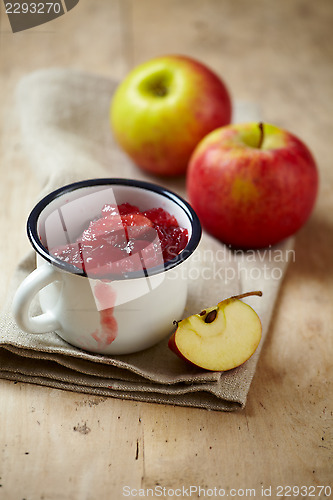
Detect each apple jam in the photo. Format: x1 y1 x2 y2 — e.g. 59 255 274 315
49 203 188 276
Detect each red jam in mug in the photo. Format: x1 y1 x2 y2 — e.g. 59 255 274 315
49 203 189 277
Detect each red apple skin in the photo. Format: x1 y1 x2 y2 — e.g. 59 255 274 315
168 331 188 362
110 55 232 176
168 331 205 370
186 123 319 248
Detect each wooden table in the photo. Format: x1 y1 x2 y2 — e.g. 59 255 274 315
0 1 332 498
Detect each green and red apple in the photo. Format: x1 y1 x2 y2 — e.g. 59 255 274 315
110 55 232 176
186 122 319 248
169 291 262 371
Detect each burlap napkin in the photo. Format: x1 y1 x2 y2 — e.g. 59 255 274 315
0 68 294 410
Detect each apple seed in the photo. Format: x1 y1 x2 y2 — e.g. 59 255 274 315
204 309 217 323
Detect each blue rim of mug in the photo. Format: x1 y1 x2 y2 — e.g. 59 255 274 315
27 178 202 280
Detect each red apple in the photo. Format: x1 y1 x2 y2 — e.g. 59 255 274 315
186 122 319 248
110 55 232 176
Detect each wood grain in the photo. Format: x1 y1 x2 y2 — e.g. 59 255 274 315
0 1 332 498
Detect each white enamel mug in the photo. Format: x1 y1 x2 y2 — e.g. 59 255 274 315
13 178 201 355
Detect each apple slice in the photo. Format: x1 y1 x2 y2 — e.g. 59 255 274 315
168 291 262 371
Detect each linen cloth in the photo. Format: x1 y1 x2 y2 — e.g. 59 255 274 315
0 68 293 410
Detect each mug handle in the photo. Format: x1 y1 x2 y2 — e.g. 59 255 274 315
12 264 62 334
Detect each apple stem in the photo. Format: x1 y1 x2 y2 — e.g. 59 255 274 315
258 122 264 149
230 290 263 301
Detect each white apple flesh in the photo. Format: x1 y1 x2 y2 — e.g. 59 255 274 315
169 291 262 371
